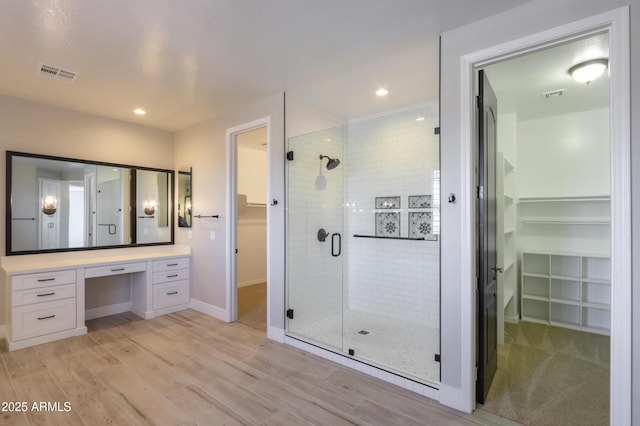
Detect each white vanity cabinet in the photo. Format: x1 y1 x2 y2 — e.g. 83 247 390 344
2 246 191 351
151 258 191 314
8 269 78 343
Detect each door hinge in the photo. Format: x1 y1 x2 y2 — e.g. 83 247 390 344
348 348 355 356
434 354 441 362
476 185 484 199
286 151 294 161
286 309 294 319
434 127 440 135
476 95 481 108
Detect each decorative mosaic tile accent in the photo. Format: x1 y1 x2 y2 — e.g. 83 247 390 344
409 212 437 240
408 194 432 208
375 196 400 209
376 212 400 237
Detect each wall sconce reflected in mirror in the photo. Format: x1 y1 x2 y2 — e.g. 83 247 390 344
42 195 57 216
143 200 156 216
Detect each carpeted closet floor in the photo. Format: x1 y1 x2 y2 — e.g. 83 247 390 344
481 321 609 426
237 282 267 332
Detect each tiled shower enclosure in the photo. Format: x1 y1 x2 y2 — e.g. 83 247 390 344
286 102 440 386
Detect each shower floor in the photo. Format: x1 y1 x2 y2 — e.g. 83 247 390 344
292 309 440 385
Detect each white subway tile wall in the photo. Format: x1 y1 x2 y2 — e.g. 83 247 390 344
346 102 440 328
286 97 347 339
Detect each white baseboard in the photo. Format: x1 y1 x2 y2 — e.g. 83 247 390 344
267 326 285 342
85 302 132 321
237 279 267 288
438 383 473 414
505 315 520 324
190 298 228 322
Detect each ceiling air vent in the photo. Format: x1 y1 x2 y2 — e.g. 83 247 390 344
542 88 565 99
38 63 79 83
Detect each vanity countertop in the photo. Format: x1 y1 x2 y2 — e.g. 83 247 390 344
1 245 191 275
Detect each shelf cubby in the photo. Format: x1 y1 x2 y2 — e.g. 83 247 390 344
521 251 610 335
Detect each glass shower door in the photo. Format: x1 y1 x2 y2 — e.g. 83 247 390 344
286 126 345 351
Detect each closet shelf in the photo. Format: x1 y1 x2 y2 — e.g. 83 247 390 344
520 217 610 225
518 195 610 203
504 288 515 308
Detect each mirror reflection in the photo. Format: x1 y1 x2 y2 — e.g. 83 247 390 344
7 152 174 255
178 168 192 228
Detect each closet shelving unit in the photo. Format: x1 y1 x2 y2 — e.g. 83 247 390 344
496 152 518 345
518 195 611 335
521 251 611 335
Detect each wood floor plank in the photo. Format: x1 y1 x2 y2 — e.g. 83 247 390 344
95 364 197 425
0 356 30 426
250 376 363 426
11 370 85 426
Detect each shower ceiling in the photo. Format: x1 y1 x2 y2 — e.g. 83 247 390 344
0 0 532 131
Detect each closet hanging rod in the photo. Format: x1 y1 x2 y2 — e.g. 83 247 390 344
12 217 36 220
194 214 219 219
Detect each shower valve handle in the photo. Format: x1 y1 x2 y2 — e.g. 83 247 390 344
317 228 330 242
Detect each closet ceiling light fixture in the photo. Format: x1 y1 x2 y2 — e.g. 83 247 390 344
133 108 146 115
375 88 389 97
568 59 608 84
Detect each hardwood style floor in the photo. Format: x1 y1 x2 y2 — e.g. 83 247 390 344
0 310 516 426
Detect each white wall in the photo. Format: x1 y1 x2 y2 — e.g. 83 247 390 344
440 0 638 417
0 94 173 332
173 93 285 330
516 108 610 199
347 102 440 328
237 145 267 287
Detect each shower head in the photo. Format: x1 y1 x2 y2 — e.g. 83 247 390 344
319 154 341 170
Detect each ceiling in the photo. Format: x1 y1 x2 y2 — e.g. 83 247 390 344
0 0 532 132
484 33 610 120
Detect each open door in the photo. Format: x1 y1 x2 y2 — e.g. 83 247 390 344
476 69 499 404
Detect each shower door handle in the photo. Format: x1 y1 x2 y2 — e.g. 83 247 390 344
331 233 341 257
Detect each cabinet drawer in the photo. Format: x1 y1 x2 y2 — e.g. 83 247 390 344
153 281 190 310
12 298 76 341
152 269 189 284
12 269 76 291
85 262 146 278
153 258 189 272
12 283 76 307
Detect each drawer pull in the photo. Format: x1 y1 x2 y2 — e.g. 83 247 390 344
166 291 179 295
110 268 126 272
167 263 178 266
166 274 179 278
37 278 56 282
37 314 56 320
37 292 56 297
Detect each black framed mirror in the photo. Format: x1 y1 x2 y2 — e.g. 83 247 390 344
6 151 174 255
177 168 192 228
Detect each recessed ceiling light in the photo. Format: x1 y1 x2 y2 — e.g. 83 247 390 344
133 108 146 115
375 88 389 97
416 117 425 122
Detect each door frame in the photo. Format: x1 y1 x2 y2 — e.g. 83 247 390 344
225 116 271 324
459 7 630 423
